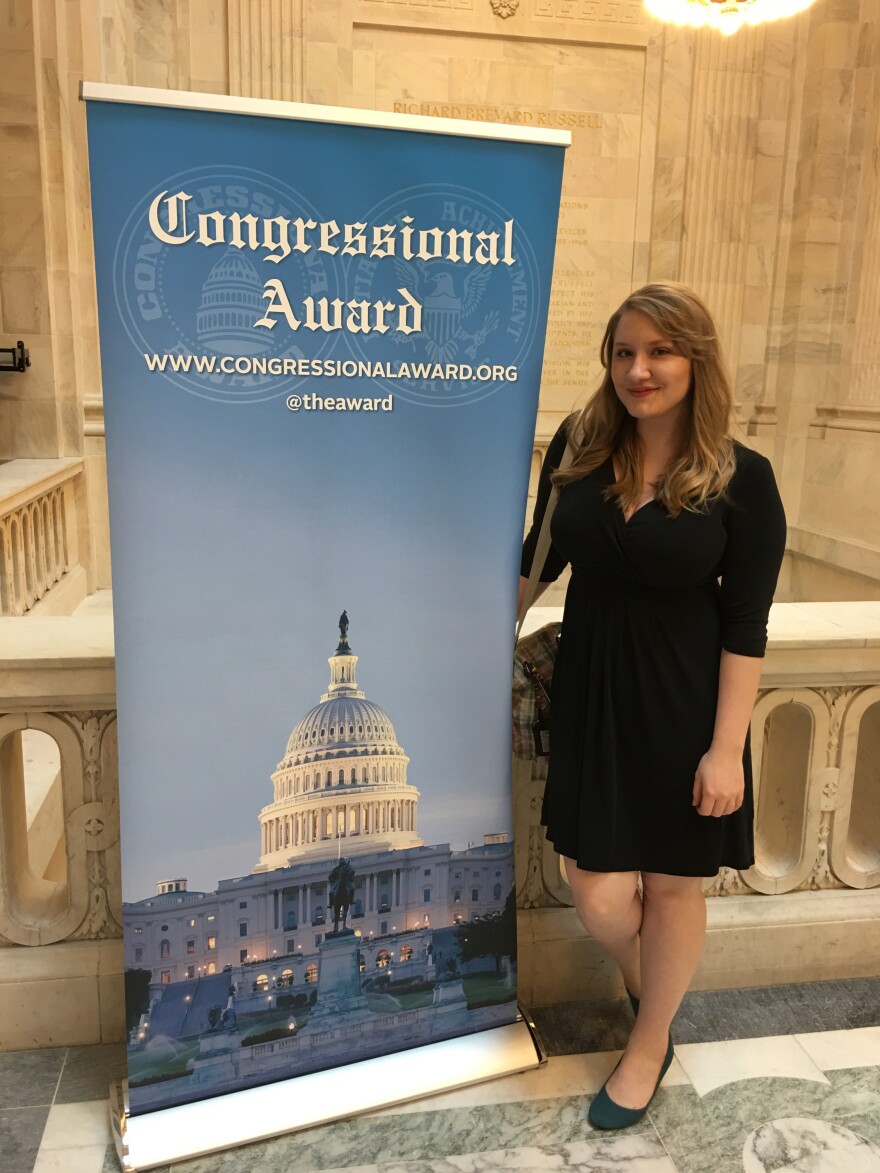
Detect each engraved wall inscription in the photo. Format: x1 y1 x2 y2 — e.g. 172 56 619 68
393 102 603 130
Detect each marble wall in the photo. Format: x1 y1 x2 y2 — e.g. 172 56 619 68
0 0 60 461
775 0 880 602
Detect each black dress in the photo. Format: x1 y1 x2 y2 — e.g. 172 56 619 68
521 423 787 877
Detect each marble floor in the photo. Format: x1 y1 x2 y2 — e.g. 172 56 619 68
5 979 880 1173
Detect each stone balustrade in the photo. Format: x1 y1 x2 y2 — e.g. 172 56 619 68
0 460 90 617
0 616 119 947
1 602 879 1047
0 615 120 1049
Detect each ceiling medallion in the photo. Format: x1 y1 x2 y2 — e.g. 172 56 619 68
644 0 815 33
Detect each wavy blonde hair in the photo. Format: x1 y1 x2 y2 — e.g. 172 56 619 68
553 282 736 517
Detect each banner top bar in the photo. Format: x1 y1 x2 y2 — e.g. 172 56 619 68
80 82 572 148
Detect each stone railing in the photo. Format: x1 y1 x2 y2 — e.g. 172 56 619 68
0 616 119 947
1 602 879 1045
0 615 121 1049
0 459 90 617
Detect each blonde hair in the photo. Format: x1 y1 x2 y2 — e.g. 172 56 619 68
553 282 736 517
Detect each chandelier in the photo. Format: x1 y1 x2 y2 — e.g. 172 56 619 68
644 0 815 33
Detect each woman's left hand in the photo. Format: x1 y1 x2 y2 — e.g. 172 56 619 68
692 746 744 817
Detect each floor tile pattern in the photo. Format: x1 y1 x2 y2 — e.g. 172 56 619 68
529 997 634 1057
0 1047 67 1108
311 1136 679 1172
648 1066 880 1173
0 1106 51 1173
673 1035 829 1097
4 976 880 1173
530 977 880 1055
742 1117 880 1173
54 1044 127 1106
794 1026 880 1072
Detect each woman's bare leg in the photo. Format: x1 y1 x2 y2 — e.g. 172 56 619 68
603 872 706 1109
562 859 642 997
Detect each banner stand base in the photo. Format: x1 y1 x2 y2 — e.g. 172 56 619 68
110 1007 546 1171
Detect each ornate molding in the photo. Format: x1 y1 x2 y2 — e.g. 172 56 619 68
703 867 750 898
0 709 121 947
830 685 880 890
83 396 105 439
786 525 880 589
491 0 520 14
809 404 880 435
532 0 644 22
744 403 779 437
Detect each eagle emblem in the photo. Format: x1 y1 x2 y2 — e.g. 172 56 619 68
393 260 499 364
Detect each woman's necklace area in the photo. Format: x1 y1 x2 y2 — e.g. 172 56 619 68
612 456 663 523
622 487 658 524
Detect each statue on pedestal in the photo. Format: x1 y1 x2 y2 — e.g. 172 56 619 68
328 857 356 935
193 986 241 1086
205 986 238 1033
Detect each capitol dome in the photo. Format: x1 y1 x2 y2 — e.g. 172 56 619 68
196 247 269 357
255 614 422 870
285 697 400 758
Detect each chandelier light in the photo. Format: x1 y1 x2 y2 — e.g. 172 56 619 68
644 0 816 34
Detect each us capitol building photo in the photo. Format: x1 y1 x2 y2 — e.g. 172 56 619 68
122 615 513 1004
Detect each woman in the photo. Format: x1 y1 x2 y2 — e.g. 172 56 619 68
519 282 786 1130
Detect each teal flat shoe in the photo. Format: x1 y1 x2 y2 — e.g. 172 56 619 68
587 1034 674 1131
625 988 639 1016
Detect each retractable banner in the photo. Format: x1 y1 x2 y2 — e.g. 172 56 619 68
84 84 566 1165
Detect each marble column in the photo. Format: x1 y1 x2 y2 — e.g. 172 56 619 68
846 76 880 410
677 27 768 402
228 0 301 101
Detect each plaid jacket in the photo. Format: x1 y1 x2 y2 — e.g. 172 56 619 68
512 621 561 759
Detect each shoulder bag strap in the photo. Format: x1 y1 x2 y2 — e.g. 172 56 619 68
515 439 574 641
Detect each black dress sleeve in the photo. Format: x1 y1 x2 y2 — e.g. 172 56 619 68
520 418 571 583
718 449 787 657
